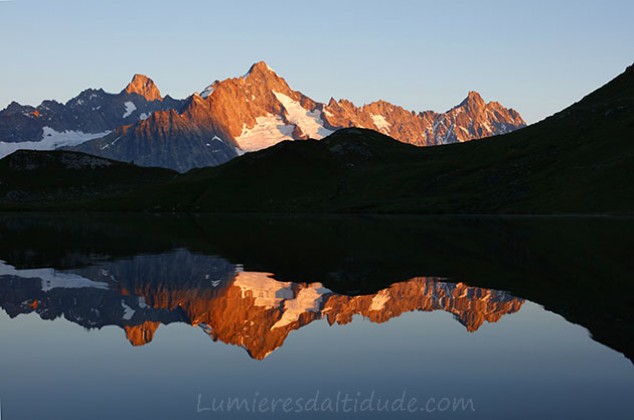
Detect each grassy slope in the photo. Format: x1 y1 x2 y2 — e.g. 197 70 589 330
106 64 634 214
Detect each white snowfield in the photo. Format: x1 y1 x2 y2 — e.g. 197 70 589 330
0 260 110 292
0 126 110 159
235 91 333 152
236 114 295 152
273 91 333 139
122 101 137 118
371 114 391 134
200 85 214 99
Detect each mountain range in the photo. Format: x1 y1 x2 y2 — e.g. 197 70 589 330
0 75 183 156
89 62 632 214
0 62 525 171
0 62 631 214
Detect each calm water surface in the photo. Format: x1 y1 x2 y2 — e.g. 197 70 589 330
0 215 632 419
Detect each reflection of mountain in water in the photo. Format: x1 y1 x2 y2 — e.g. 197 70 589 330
0 250 523 359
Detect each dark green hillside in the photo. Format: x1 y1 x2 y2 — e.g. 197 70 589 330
0 150 176 209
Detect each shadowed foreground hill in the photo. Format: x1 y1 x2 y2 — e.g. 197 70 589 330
105 63 634 214
0 150 176 206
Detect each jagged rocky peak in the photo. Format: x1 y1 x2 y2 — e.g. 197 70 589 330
460 91 487 111
1 101 35 116
180 92 213 121
245 60 278 78
198 61 284 102
123 74 162 102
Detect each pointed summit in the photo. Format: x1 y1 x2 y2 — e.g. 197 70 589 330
463 90 485 104
2 101 32 116
458 91 486 113
123 74 162 102
244 61 277 78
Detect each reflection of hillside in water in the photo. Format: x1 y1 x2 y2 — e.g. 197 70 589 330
0 250 523 360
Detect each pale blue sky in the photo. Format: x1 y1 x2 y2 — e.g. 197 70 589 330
0 0 632 123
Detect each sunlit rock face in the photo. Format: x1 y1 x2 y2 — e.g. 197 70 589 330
322 91 525 146
204 62 525 151
123 74 163 103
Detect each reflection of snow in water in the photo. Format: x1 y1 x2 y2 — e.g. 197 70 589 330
0 259 109 291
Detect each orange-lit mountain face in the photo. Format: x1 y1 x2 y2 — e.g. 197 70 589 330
202 62 525 149
322 91 525 146
123 74 163 102
66 61 525 171
0 267 523 360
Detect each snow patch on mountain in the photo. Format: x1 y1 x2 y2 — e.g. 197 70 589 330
123 101 137 118
200 85 214 99
100 135 122 150
0 127 111 159
235 114 294 152
273 91 333 139
371 114 391 133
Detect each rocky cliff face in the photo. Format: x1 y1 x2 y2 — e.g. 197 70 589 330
203 62 330 151
195 62 525 154
123 74 163 102
323 91 525 146
0 253 524 360
74 99 239 171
